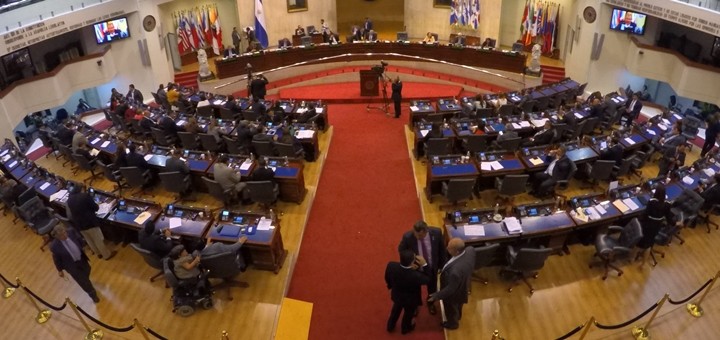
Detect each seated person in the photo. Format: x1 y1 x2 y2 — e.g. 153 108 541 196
531 146 573 198
126 144 151 172
224 95 242 113
473 94 488 110
452 33 465 46
213 154 247 200
278 126 304 155
184 116 202 134
0 176 19 205
599 137 623 166
236 122 254 151
492 94 508 108
492 122 519 148
71 128 89 152
295 25 305 36
296 103 318 124
481 38 494 48
169 244 202 283
366 30 377 42
138 221 174 258
207 119 227 143
159 112 180 140
251 158 276 183
202 235 248 271
56 122 75 146
139 110 158 132
278 38 292 48
699 173 720 211
252 125 274 143
165 149 190 175
658 143 686 177
524 121 555 146
251 97 270 123
422 32 436 43
74 141 96 162
223 45 238 58
271 102 287 124
166 85 180 105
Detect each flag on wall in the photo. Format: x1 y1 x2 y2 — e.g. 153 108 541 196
519 1 561 51
212 5 222 55
471 0 480 30
450 0 480 29
450 1 459 25
255 0 269 48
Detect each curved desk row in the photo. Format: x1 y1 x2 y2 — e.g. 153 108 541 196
214 42 527 78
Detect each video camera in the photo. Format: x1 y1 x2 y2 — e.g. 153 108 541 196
371 60 389 75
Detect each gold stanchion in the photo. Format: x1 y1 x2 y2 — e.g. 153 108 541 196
687 271 720 317
632 293 669 340
66 298 103 340
578 317 595 340
17 279 51 324
1 276 15 298
221 330 230 339
490 329 505 340
133 319 150 340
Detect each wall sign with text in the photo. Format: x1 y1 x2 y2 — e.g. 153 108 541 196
604 0 720 36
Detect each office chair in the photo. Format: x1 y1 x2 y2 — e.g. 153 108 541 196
590 218 643 280
174 100 195 115
219 108 238 121
96 160 128 195
199 133 223 152
252 140 276 158
441 178 476 210
151 127 175 147
476 108 494 118
11 188 37 225
521 100 536 114
246 181 279 213
552 161 577 200
70 153 101 185
130 119 151 140
177 132 200 150
196 105 214 118
576 83 588 98
495 174 529 205
129 243 165 282
500 245 553 294
425 138 452 159
494 137 522 151
551 123 568 143
203 177 237 210
201 251 249 301
497 104 515 117
611 156 636 180
430 32 439 42
582 160 615 190
643 223 682 267
306 25 316 34
535 97 550 111
698 204 720 234
671 188 705 233
581 117 601 136
119 166 154 198
629 147 653 178
242 110 260 122
16 196 58 238
568 120 586 141
57 144 75 168
275 142 304 159
681 116 701 151
471 243 501 285
159 171 193 204
223 136 245 155
462 135 488 153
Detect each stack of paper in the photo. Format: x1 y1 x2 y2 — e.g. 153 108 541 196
595 204 607 215
257 217 273 230
90 149 100 157
239 159 253 171
50 189 69 203
143 154 153 161
296 130 315 139
410 105 419 111
489 161 504 170
682 176 695 185
176 120 187 126
624 137 635 145
519 121 531 128
169 217 183 229
464 225 485 236
480 162 492 171
0 149 8 157
316 107 324 114
296 108 308 114
613 199 630 213
1 154 10 162
622 198 639 210
134 211 152 225
96 203 113 216
529 157 544 166
585 207 602 220
504 217 522 234
91 138 101 145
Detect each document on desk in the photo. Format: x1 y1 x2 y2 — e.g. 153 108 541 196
585 207 602 220
1 154 9 162
480 162 492 171
134 211 152 225
624 137 635 145
101 141 111 148
90 149 100 157
143 154 153 161
530 118 548 127
529 157 544 166
410 105 419 112
8 160 17 168
176 120 187 126
169 217 182 229
0 149 7 157
647 129 656 136
316 107 324 113
464 224 485 236
612 199 630 213
96 203 113 216
519 121 531 128
296 108 307 114
419 129 429 137
296 130 315 139
682 176 695 185
572 208 588 222
257 217 273 231
658 123 668 131
623 198 639 210
239 159 253 171
595 204 607 215
704 168 716 177
503 217 522 234
489 161 504 170
91 138 101 145
50 189 68 202
512 123 522 129
574 112 584 119
39 182 50 191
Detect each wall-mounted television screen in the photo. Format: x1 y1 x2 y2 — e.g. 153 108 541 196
610 8 647 35
93 17 130 44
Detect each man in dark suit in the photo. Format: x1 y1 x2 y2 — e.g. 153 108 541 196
251 97 269 123
165 149 189 175
236 122 254 152
391 76 403 118
223 45 238 58
139 110 158 133
525 121 555 146
67 184 116 260
531 145 573 197
126 84 143 103
599 137 623 166
363 17 373 40
250 74 269 100
223 95 242 116
621 93 643 127
232 27 242 52
56 122 75 146
398 220 447 315
700 173 720 210
385 249 429 334
126 144 151 172
138 221 174 258
50 225 100 303
296 103 318 124
658 143 686 177
250 158 275 182
159 113 180 140
428 238 475 330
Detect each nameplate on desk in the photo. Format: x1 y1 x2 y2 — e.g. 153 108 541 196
1 154 10 162
463 224 485 236
91 138 101 145
144 154 154 161
8 160 17 168
624 137 635 145
39 182 50 190
101 141 111 148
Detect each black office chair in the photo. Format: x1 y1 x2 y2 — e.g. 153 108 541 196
71 153 101 185
535 97 550 111
129 243 165 282
275 142 304 159
681 116 702 151
671 188 705 233
151 127 175 147
96 160 128 195
57 144 75 168
630 147 653 178
521 100 536 114
500 245 553 294
552 161 577 198
612 156 636 180
223 136 245 155
219 108 238 121
199 133 223 152
590 218 643 280
462 135 488 153
242 110 260 122
252 140 276 158
497 104 515 117
246 181 278 213
476 108 494 118
440 178 475 210
568 120 586 141
698 204 720 234
425 138 452 159
130 119 152 140
159 171 193 204
11 188 37 225
196 106 214 118
471 243 501 285
582 160 615 190
203 177 237 210
119 166 154 197
16 196 58 237
201 251 249 301
177 132 200 150
174 100 195 115
493 136 522 151
495 174 529 205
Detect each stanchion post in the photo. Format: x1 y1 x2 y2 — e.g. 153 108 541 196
221 330 229 339
687 271 720 318
17 279 51 324
66 298 103 340
1 276 15 298
134 319 150 340
578 317 595 340
490 329 504 340
632 293 669 340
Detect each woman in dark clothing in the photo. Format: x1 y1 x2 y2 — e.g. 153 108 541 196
636 185 676 267
701 112 720 157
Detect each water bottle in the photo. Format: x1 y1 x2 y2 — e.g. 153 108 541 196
284 156 289 166
269 209 276 223
250 153 255 161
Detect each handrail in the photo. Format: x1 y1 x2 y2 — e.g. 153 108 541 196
630 36 720 74
0 45 111 99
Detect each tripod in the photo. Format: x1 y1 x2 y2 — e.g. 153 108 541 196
366 73 390 115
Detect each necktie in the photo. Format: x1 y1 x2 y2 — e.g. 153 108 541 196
420 239 431 268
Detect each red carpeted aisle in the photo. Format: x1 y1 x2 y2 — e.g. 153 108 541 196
287 104 443 340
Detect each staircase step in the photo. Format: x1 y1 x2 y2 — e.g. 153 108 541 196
174 71 199 89
541 65 565 85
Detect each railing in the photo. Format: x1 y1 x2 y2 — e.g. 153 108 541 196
0 0 105 33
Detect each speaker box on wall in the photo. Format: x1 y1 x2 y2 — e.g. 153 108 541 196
591 33 605 60
138 39 151 66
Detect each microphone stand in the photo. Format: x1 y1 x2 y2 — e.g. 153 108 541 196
366 71 390 115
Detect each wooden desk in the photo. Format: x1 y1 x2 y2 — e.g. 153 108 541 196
214 42 526 78
413 123 455 159
206 210 287 273
292 34 324 46
619 132 649 152
425 156 479 201
476 152 526 178
154 204 213 239
408 100 438 126
266 157 306 204
104 197 161 231
564 142 600 165
436 98 463 115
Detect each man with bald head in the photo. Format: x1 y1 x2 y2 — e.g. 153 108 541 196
428 238 475 330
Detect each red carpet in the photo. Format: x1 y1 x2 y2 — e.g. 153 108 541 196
174 71 199 89
278 82 463 104
287 104 443 340
541 65 566 85
26 146 51 161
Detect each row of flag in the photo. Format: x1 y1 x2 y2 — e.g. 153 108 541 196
520 0 560 54
173 5 223 55
449 0 480 30
255 0 269 49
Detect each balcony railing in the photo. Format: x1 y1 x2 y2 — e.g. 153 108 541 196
1 0 106 33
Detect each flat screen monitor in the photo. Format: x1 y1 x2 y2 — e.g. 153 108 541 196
396 31 408 41
610 8 647 36
93 17 131 44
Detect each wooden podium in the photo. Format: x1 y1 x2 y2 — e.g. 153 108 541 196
360 70 379 96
